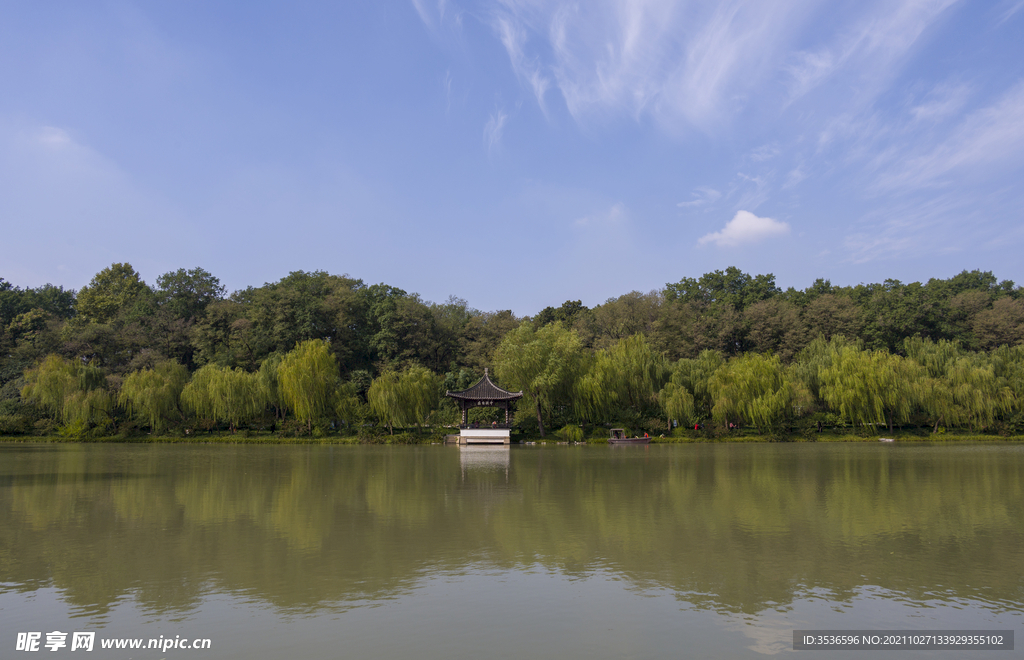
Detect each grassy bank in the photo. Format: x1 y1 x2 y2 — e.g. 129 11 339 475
2 431 1022 445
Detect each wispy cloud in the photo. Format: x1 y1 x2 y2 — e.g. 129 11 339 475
411 0 462 37
411 0 434 27
483 1 810 133
37 126 73 147
493 13 551 112
476 1 959 137
732 172 773 212
784 166 807 188
443 69 453 114
677 187 721 208
483 108 508 153
0 119 185 286
748 143 780 162
877 80 1024 191
910 81 971 122
843 194 971 263
998 0 1024 25
575 202 628 228
698 210 790 247
785 0 960 106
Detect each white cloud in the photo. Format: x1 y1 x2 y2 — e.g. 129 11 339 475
698 210 790 247
677 187 721 208
483 109 508 153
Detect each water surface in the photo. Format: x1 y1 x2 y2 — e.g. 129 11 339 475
1 442 1021 658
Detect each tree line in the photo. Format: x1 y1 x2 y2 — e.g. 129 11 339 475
1 264 1022 438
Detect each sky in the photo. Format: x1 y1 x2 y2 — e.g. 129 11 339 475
2 1 1024 316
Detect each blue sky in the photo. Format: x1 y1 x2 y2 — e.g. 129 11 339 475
3 1 1024 315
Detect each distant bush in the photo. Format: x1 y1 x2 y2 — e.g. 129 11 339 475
0 414 30 435
556 425 584 442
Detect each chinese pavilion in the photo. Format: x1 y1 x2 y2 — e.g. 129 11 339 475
445 369 523 444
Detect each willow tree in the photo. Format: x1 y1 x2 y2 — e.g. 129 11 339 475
368 370 402 434
257 353 287 421
119 360 189 431
21 354 80 421
60 389 114 431
946 356 1014 432
991 344 1024 404
904 337 963 378
367 365 440 434
664 349 724 422
577 334 667 425
493 321 583 437
334 381 363 430
658 381 695 430
22 354 112 431
789 335 862 407
399 365 441 430
278 340 338 434
918 376 961 432
820 347 922 433
181 364 262 432
709 353 792 434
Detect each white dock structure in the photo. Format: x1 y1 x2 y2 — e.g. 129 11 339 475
458 427 511 445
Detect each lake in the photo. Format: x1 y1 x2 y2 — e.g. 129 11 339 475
1 442 1021 658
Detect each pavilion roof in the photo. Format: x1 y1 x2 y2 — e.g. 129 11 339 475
445 369 523 402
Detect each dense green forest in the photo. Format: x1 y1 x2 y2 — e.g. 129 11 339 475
1 264 1023 439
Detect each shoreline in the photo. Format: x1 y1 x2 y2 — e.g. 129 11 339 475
2 433 1022 445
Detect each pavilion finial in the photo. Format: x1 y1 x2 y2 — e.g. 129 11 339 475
484 367 489 376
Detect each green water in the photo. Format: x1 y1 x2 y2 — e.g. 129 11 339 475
1 443 1021 658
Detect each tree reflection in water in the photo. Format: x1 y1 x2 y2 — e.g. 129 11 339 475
0 443 1022 619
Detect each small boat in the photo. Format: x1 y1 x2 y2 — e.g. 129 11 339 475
879 438 895 443
608 428 649 445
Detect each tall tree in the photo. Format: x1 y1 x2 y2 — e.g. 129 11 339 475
820 347 922 433
119 360 188 431
156 267 226 321
21 354 111 431
181 364 262 432
278 340 339 434
665 267 780 310
493 321 584 437
709 353 793 434
576 334 667 424
663 350 724 423
76 263 150 325
367 365 440 434
658 381 695 430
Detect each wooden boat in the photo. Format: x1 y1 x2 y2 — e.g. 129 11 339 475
608 428 649 445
